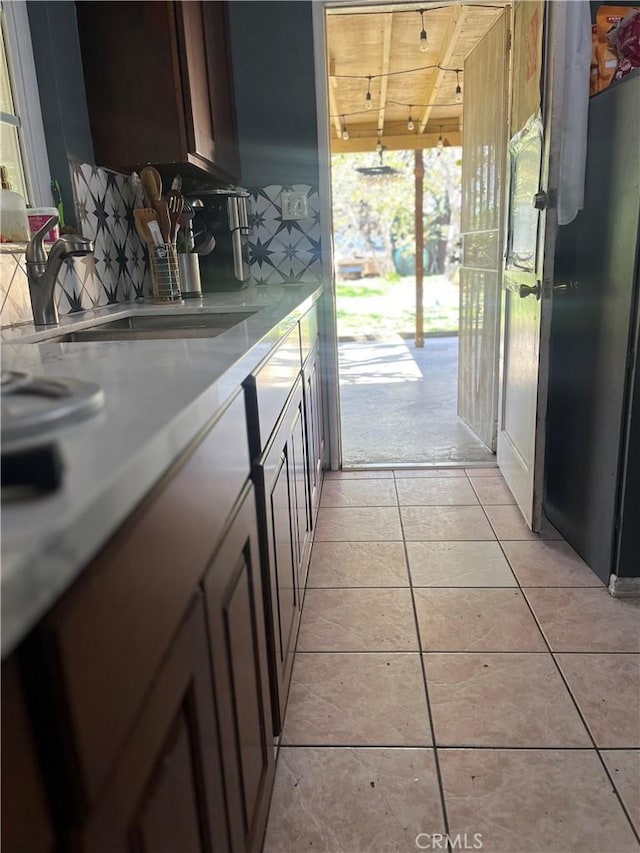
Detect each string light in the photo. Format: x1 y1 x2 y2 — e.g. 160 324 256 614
455 70 463 103
365 76 373 110
341 116 350 140
437 126 444 152
407 107 415 132
332 63 461 81
418 8 428 52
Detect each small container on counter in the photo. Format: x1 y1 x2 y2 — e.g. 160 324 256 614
27 207 60 243
178 253 203 299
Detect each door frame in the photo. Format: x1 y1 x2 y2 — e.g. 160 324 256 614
311 0 562 477
312 0 341 470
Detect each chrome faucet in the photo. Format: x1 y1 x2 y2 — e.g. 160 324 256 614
26 215 94 326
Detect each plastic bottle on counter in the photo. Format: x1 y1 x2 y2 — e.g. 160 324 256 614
0 165 30 243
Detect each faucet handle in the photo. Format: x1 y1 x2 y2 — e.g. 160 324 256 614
25 215 59 266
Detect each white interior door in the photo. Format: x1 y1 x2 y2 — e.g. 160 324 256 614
497 0 563 529
458 11 509 450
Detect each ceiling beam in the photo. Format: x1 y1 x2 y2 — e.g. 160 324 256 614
376 13 394 138
418 5 467 133
332 130 462 154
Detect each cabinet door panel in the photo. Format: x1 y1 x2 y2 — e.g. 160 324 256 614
204 485 275 853
175 1 215 163
135 711 204 853
81 596 229 853
202 0 240 179
76 1 187 170
291 398 311 590
270 451 298 673
304 345 324 521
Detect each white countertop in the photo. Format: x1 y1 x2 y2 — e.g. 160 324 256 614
1 283 322 655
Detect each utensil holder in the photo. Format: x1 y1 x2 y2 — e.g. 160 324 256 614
149 243 182 303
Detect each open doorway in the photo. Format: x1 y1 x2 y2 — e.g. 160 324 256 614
325 2 509 467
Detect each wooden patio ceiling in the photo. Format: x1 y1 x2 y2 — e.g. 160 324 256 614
327 2 508 152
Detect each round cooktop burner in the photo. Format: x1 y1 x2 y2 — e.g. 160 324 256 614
1 373 105 447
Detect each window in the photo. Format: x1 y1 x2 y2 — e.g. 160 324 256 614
0 0 51 206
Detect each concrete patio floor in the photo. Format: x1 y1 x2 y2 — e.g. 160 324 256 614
339 334 495 466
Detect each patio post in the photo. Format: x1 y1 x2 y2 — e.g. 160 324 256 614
415 148 424 348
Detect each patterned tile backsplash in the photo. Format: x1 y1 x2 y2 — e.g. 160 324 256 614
246 185 322 286
71 162 148 303
1 163 149 328
1 169 323 328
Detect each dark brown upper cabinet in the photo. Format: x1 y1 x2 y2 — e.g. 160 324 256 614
75 1 240 188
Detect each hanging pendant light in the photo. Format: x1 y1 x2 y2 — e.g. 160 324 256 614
365 76 373 110
455 70 463 103
341 116 349 140
407 106 415 132
418 9 428 53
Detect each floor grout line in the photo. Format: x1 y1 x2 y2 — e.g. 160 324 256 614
277 742 628 751
392 474 453 848
294 648 640 655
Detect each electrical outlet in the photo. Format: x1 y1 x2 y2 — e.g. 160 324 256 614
281 190 308 220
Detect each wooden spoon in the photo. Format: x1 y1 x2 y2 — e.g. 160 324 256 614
139 166 162 204
140 166 172 241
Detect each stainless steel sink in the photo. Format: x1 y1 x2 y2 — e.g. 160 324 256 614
45 311 259 343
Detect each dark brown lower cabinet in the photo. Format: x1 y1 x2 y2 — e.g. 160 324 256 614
203 484 275 853
1 316 326 851
254 378 310 734
1 658 54 853
79 594 229 853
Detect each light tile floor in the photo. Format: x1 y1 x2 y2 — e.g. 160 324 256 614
263 468 640 853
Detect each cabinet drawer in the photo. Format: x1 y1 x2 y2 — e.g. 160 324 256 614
299 304 319 364
244 323 302 453
41 391 250 807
